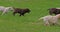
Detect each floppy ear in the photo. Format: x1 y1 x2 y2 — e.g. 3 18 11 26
27 9 30 13
56 14 60 19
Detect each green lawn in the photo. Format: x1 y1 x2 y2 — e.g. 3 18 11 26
0 0 60 32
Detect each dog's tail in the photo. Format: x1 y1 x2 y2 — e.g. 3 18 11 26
38 17 44 20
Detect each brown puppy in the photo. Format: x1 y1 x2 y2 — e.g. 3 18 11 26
13 8 30 16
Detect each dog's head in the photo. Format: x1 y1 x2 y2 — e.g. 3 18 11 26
26 8 30 13
56 14 60 19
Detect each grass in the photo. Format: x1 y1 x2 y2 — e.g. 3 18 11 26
0 0 60 32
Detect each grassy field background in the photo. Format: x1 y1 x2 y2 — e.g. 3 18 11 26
0 0 60 32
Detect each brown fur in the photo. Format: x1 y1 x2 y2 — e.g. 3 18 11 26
48 8 60 15
13 8 30 16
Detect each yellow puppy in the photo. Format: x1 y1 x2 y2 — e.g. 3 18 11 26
39 14 60 26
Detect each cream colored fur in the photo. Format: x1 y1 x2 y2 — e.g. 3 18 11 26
39 14 60 26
